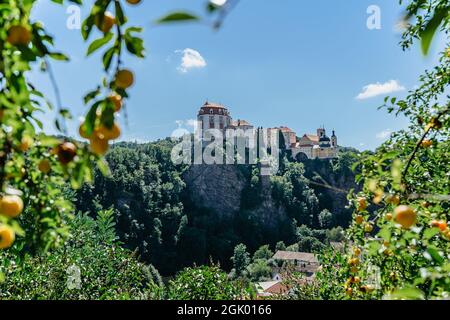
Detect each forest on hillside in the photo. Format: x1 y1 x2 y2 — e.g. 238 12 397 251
73 139 360 275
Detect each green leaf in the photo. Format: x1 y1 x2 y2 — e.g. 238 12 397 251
155 12 200 24
420 7 449 55
423 227 440 240
49 52 70 61
383 287 425 300
103 46 115 71
87 33 113 56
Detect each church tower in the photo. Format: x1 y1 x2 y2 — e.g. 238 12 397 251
331 130 337 147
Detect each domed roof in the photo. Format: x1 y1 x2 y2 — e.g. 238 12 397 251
319 135 330 142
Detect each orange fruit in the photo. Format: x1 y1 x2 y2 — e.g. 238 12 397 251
126 0 141 4
95 12 115 33
385 213 393 221
56 142 77 164
19 136 33 152
0 195 24 218
353 276 361 284
420 139 433 148
115 69 134 89
90 136 109 155
7 25 32 46
394 205 417 229
357 197 367 211
95 123 121 140
0 225 15 249
353 247 361 256
355 215 364 225
348 257 360 266
109 94 122 112
438 221 448 232
38 159 51 174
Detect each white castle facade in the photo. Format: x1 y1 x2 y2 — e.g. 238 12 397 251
197 101 339 160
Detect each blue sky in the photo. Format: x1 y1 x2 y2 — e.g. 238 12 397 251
30 0 446 150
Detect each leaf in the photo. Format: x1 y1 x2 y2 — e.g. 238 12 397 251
103 46 115 71
423 227 440 240
426 246 444 264
87 33 113 56
124 34 145 57
383 287 425 300
155 12 200 24
420 7 449 55
49 52 70 61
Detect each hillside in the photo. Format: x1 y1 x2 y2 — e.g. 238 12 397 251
73 139 360 275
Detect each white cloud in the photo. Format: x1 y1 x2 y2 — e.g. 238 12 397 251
210 0 227 6
176 48 207 73
356 80 405 100
376 129 393 140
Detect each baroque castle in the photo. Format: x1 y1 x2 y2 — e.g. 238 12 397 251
197 101 339 160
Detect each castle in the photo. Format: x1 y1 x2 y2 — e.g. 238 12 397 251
197 101 339 160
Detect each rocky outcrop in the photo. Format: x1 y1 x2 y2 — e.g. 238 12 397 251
183 164 247 216
183 164 286 225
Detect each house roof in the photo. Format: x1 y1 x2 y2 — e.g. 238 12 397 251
304 134 319 142
232 119 252 127
272 251 318 263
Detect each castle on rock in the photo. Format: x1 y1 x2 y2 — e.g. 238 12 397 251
197 101 339 160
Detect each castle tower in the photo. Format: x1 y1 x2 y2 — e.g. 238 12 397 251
317 127 325 138
197 101 231 131
331 130 337 148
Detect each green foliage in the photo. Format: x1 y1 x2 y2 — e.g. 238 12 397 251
230 243 250 278
167 264 253 300
0 212 155 299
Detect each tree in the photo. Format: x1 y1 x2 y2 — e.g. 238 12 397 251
253 244 273 261
167 264 252 300
230 243 250 278
318 209 333 229
276 241 286 251
315 0 450 300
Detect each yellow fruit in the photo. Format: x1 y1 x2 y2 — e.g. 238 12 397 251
357 197 367 211
385 213 393 221
364 223 374 233
56 142 77 165
394 205 417 229
350 266 358 273
79 124 92 139
355 215 364 225
420 139 433 148
7 25 32 46
386 195 400 206
353 247 361 256
109 94 123 112
0 195 24 218
115 69 134 89
0 225 15 249
95 123 121 140
19 136 33 152
90 136 109 155
346 287 353 296
95 12 115 33
38 159 51 174
348 257 360 266
126 0 141 4
353 276 361 284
